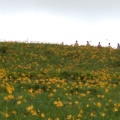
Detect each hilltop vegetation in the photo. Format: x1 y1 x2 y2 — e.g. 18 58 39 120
0 42 120 81
0 42 120 119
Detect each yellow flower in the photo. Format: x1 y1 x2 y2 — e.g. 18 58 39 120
48 93 53 97
23 99 27 102
4 112 9 118
26 105 34 111
28 88 33 93
31 110 38 116
18 95 23 99
67 115 72 119
101 113 106 117
6 83 14 94
108 99 112 103
55 118 60 120
87 91 90 94
12 111 17 115
96 102 102 108
80 110 83 114
53 89 56 92
0 68 6 79
75 101 79 105
90 112 95 117
68 102 72 106
118 103 120 107
77 113 82 117
8 95 14 99
97 95 101 98
105 88 109 93
17 101 21 105
4 95 14 101
54 101 63 107
114 107 118 112
48 118 52 120
80 93 86 97
41 113 45 118
86 104 90 107
4 96 8 101
26 105 38 116
101 95 104 98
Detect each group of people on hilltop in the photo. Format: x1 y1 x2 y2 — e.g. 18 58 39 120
74 40 120 49
97 42 111 48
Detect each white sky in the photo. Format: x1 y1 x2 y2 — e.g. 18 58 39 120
0 0 120 48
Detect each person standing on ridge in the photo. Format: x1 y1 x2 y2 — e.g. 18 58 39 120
117 43 120 49
97 42 102 48
108 43 111 48
86 41 90 46
74 40 79 46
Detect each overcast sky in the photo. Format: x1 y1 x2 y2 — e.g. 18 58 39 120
0 0 120 48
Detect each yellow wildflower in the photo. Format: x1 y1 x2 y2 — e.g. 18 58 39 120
28 88 33 93
96 102 102 108
12 111 17 115
75 101 79 105
6 83 14 94
26 105 34 111
114 107 118 112
86 104 90 107
18 95 23 99
90 112 95 117
4 112 9 118
41 113 45 118
101 113 106 117
67 115 72 119
31 110 38 116
54 101 63 107
17 101 21 105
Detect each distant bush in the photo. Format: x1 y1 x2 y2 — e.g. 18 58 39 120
59 70 97 81
109 60 120 67
0 46 8 53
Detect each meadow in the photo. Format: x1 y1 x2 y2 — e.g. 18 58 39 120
0 42 120 120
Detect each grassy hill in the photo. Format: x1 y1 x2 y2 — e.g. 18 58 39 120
0 42 120 119
1 42 120 81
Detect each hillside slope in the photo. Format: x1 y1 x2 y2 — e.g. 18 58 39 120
0 42 120 81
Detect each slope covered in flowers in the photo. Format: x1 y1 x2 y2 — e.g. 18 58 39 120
0 42 120 120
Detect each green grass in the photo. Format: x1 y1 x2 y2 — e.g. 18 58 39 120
0 42 120 119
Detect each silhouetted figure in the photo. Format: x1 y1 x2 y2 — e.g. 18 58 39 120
97 42 102 48
61 42 64 45
74 40 79 46
117 43 120 49
86 41 90 46
108 43 111 48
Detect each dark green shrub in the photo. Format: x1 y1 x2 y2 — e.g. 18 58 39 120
0 46 8 53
